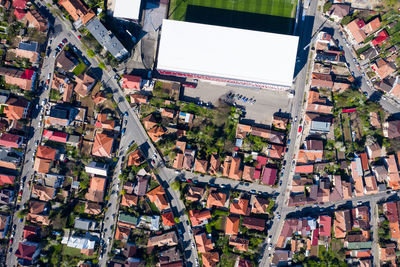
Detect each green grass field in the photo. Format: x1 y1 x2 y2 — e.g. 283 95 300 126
169 0 297 21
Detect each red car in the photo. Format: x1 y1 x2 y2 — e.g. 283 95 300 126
77 35 81 39
187 179 193 183
298 126 302 133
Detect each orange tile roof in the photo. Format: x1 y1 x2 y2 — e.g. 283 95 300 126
389 221 400 239
390 79 400 99
342 182 352 199
195 233 214 253
146 186 169 211
142 114 157 130
206 189 227 209
194 159 208 174
175 141 186 153
186 186 205 202
33 157 52 174
130 93 148 104
115 225 130 241
161 212 175 226
26 213 50 226
228 157 242 180
363 17 381 35
127 149 144 166
209 154 221 175
381 246 396 262
95 114 115 130
251 196 269 214
295 164 314 173
32 184 55 201
84 202 101 215
334 210 348 238
161 108 175 119
229 236 249 251
147 126 166 142
297 150 323 164
372 59 396 79
202 252 219 267
236 123 252 138
222 156 231 177
353 176 365 197
36 146 57 160
122 75 141 90
74 73 95 97
120 194 138 207
173 153 184 169
225 215 240 235
91 132 114 158
364 175 378 195
272 116 288 130
92 91 106 105
346 19 367 43
242 165 255 181
189 210 211 226
59 0 94 24
230 198 250 216
89 176 106 191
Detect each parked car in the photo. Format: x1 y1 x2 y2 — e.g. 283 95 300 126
121 128 126 135
77 35 81 39
298 126 302 133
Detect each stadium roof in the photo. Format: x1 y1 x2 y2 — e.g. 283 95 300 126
157 20 299 88
113 0 141 20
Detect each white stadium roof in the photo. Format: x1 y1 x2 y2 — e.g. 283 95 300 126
157 19 299 87
113 0 141 20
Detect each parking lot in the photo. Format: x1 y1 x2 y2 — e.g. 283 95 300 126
182 81 292 125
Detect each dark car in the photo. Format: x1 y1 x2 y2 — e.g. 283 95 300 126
62 38 68 44
124 111 128 117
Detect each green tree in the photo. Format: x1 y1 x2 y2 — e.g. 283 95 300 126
87 49 95 58
323 1 332 12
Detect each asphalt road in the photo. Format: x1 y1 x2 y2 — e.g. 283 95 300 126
6 16 61 266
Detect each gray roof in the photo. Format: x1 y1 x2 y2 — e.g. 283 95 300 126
74 217 97 231
86 18 129 60
134 175 149 196
310 121 331 132
18 41 38 52
0 147 20 165
67 134 80 144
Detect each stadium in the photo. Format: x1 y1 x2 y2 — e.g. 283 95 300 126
157 19 299 90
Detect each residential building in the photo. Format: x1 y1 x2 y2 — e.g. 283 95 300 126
242 165 256 181
3 96 30 120
0 67 36 91
195 233 213 253
0 214 9 238
24 9 47 32
0 174 14 186
346 19 367 44
242 217 265 231
122 75 141 93
74 73 96 97
42 130 68 143
85 176 106 202
84 202 101 215
328 4 350 21
61 234 97 256
230 197 250 216
146 186 169 211
74 218 97 231
92 132 114 158
95 113 115 130
251 195 269 214
127 149 144 166
194 159 208 174
261 167 277 185
85 161 108 177
31 185 55 202
229 236 249 251
147 231 178 247
133 175 149 196
59 0 95 26
383 120 400 138
148 126 166 142
86 18 129 60
0 133 23 148
189 210 211 227
371 58 396 80
202 252 219 267
186 186 204 202
225 215 240 235
372 30 389 47
15 241 40 265
161 212 175 227
120 194 138 207
311 73 334 88
206 188 227 209
56 50 76 71
0 147 20 170
0 189 13 205
272 115 289 130
334 210 352 238
12 41 39 63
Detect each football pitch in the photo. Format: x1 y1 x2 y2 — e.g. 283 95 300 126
169 0 297 21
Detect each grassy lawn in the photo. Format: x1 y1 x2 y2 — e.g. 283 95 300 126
50 89 61 102
62 245 98 260
169 0 296 20
72 61 87 76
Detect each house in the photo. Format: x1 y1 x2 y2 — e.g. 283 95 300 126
366 143 381 159
161 108 175 119
229 236 249 251
3 96 30 120
61 234 97 256
161 212 175 227
346 19 367 44
84 202 101 215
85 176 106 202
242 217 265 231
32 185 55 202
251 196 269 214
120 194 138 207
0 214 9 238
359 46 378 61
0 174 14 186
115 225 130 241
127 149 144 166
372 30 389 47
390 76 400 99
225 215 240 235
318 215 331 237
328 4 350 21
42 130 67 143
186 186 204 202
363 17 381 35
74 73 96 97
236 123 252 138
380 245 396 265
0 67 35 91
59 0 95 25
117 213 138 229
74 218 97 231
12 41 39 64
0 147 20 170
142 114 158 130
261 167 277 185
147 231 178 248
85 161 108 177
371 59 396 80
158 246 182 266
134 175 149 196
173 153 184 169
295 164 314 174
385 154 400 190
130 93 149 104
0 133 23 148
182 149 195 170
24 9 47 32
364 175 378 195
230 197 250 216
352 206 370 230
206 188 227 209
178 112 194 123
148 126 166 142
202 252 219 267
15 241 40 265
266 144 285 159
95 114 115 130
307 90 332 114
272 115 289 130
311 73 334 88
193 159 208 174
146 186 169 211
242 165 256 181
351 160 364 197
23 225 39 240
56 50 77 71
14 8 26 20
46 105 73 127
383 120 400 138
334 210 352 238
250 127 285 144
36 146 57 161
271 250 293 266
121 75 141 93
315 51 340 62
309 117 332 134
189 210 211 226
0 189 13 205
92 91 106 105
92 132 114 158
195 233 214 253
228 156 242 180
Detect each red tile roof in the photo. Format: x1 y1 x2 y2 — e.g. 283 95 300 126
36 146 57 160
12 0 27 9
0 174 14 186
161 212 175 226
372 30 389 46
295 165 314 173
15 241 38 260
319 215 331 237
0 133 22 148
42 130 68 143
122 75 141 90
261 167 277 185
14 8 26 20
